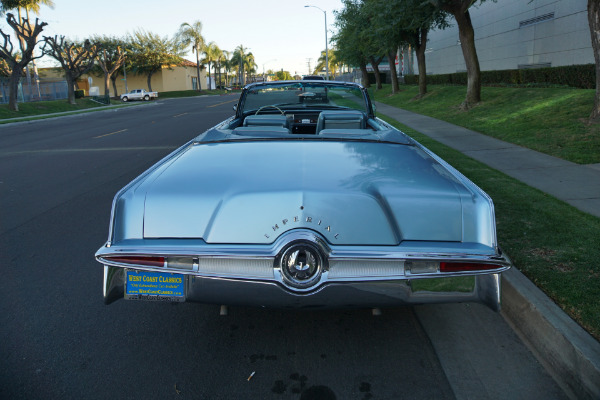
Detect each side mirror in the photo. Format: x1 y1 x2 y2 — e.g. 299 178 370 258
233 104 237 112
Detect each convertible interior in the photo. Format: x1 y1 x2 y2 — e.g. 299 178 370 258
195 81 413 144
234 110 370 135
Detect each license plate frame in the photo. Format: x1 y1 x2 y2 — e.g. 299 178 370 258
125 270 185 302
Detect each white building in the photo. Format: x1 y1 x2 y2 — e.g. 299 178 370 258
416 0 593 74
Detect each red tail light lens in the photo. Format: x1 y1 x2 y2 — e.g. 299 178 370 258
440 262 500 273
103 256 165 268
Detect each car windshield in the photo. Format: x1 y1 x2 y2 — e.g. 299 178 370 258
241 82 369 114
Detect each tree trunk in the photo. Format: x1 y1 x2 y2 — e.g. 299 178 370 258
104 73 111 97
147 71 155 92
454 9 481 108
195 49 202 91
7 67 21 111
17 9 33 101
66 73 76 105
588 0 600 120
415 28 428 98
31 60 41 99
359 60 370 88
208 63 212 89
25 9 41 99
110 74 118 97
388 50 400 93
369 56 383 90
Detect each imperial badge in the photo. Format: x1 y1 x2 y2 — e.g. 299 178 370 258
279 241 324 289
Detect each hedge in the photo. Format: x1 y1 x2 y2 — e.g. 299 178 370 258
402 64 595 89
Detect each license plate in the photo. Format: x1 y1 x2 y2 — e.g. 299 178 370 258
125 270 185 302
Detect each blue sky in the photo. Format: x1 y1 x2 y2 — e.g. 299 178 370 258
3 0 344 75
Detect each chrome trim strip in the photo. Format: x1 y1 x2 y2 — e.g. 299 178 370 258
97 230 511 292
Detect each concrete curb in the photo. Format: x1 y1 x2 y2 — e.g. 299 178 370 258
373 102 600 398
502 267 600 399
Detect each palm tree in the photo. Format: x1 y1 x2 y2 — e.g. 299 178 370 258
217 49 229 87
177 21 205 91
202 41 221 90
314 48 339 78
244 53 257 83
230 45 258 85
231 44 253 86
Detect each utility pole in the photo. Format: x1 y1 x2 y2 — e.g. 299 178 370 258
305 5 329 80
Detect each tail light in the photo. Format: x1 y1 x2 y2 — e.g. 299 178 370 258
407 261 504 275
102 256 165 268
440 262 502 273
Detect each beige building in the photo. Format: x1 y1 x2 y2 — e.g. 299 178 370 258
39 60 207 95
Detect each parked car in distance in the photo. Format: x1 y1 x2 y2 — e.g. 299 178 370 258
120 89 158 102
96 80 511 312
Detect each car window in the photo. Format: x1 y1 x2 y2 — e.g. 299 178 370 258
241 82 368 114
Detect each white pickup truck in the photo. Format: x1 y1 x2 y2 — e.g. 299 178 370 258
120 89 158 102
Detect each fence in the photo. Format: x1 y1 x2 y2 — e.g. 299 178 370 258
0 78 69 104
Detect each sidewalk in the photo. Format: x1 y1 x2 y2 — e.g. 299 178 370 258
375 101 600 400
374 102 600 218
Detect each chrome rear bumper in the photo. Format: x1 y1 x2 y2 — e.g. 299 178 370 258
103 265 502 311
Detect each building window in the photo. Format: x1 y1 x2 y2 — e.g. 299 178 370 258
192 77 198 90
519 13 555 28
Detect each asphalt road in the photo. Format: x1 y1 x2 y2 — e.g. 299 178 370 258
0 95 567 399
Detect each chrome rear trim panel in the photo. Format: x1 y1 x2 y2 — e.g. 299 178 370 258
103 266 502 310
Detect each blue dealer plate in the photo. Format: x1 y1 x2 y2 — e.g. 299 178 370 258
125 270 185 301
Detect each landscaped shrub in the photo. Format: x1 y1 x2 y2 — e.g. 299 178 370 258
401 64 595 89
74 89 85 98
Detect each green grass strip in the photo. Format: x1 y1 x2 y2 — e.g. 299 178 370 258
378 114 600 340
371 84 600 164
0 98 123 120
0 90 238 121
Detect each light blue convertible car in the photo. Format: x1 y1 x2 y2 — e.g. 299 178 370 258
96 81 511 311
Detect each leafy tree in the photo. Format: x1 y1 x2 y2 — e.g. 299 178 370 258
129 30 185 92
0 12 46 111
332 0 371 87
92 35 126 97
369 0 449 98
177 21 205 91
274 70 292 81
359 0 405 93
428 0 491 108
43 36 99 104
0 57 10 75
2 0 53 99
